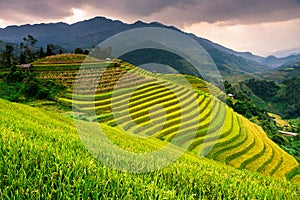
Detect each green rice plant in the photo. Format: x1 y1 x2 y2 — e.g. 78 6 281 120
0 100 299 199
271 143 299 178
119 84 181 111
113 89 193 127
185 105 230 152
111 81 171 105
199 111 240 158
245 124 276 173
232 121 266 170
250 122 299 177
244 142 273 173
211 130 248 163
223 118 256 165
26 60 300 185
1 94 300 199
292 175 300 182
129 96 206 135
207 115 243 159
270 157 284 176
171 102 220 146
142 96 204 138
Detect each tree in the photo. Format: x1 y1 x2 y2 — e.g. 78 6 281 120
224 80 236 94
19 35 38 63
19 53 26 65
74 48 84 54
46 44 56 56
1 45 14 68
245 79 280 101
38 47 45 59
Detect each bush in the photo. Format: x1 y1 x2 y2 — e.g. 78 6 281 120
21 78 40 100
1 68 66 102
0 82 23 102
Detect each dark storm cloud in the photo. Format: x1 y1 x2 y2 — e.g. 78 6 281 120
0 0 75 22
136 0 300 26
0 0 299 26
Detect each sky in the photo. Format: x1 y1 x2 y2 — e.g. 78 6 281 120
0 0 300 57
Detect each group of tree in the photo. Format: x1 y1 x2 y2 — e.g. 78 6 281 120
0 35 66 102
244 78 300 119
0 66 66 102
0 45 14 68
0 35 94 102
74 48 89 55
276 78 300 118
245 79 280 101
0 35 63 68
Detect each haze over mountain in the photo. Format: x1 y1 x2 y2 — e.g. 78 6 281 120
272 47 300 58
0 17 299 75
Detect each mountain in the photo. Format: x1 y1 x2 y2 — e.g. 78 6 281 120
260 54 300 69
207 42 300 69
0 17 169 49
189 35 266 74
0 41 6 51
262 60 300 81
273 47 300 58
0 16 283 77
196 38 265 63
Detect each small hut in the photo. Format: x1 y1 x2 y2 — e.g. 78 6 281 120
227 93 234 98
20 64 34 72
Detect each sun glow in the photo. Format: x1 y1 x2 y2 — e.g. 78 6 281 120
0 18 7 28
64 8 86 24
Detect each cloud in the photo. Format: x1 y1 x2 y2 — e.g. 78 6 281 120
184 18 300 56
142 0 300 26
70 0 300 27
0 0 299 56
0 0 76 26
0 0 299 27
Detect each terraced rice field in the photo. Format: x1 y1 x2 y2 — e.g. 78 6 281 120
56 62 300 181
34 59 136 91
1 98 299 199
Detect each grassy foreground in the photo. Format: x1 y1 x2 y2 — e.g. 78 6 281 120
0 99 300 199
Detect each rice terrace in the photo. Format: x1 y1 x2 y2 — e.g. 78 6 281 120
0 51 299 199
0 7 300 199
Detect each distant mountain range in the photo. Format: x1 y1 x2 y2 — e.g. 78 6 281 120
261 60 300 81
272 47 300 58
0 16 300 77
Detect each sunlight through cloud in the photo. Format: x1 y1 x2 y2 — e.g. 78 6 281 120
64 8 86 24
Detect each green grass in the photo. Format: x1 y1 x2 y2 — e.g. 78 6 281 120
0 99 300 199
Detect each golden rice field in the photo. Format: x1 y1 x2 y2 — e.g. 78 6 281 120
1 56 299 198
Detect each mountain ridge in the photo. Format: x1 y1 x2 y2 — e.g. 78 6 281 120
0 16 299 75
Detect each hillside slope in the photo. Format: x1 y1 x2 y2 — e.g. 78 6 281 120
1 99 300 199
54 60 300 180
